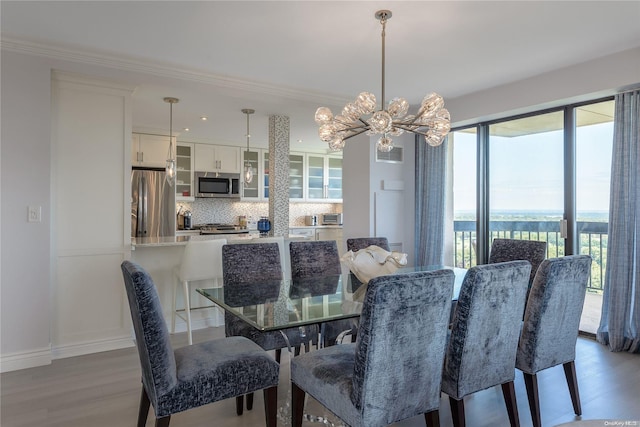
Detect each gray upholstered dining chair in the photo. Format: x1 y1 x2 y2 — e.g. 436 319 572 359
289 240 356 347
291 270 455 427
442 260 531 427
222 242 317 414
488 238 547 287
121 260 279 427
516 255 592 427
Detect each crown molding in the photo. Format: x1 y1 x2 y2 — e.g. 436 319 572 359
1 37 350 107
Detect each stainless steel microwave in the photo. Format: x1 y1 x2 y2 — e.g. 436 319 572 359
195 172 240 198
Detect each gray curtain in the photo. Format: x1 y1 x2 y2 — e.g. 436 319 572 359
415 134 448 266
596 89 640 353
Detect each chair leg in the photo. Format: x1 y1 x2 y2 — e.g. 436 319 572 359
182 280 193 345
138 386 151 427
155 416 170 427
263 386 278 427
523 373 542 427
247 392 254 410
236 395 244 416
563 361 582 415
425 409 440 427
171 278 178 334
291 382 306 427
501 381 521 427
449 397 465 427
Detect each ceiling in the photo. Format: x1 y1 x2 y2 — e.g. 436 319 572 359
2 1 639 152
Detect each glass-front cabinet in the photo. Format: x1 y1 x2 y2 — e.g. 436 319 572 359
289 153 305 200
241 150 342 202
307 154 342 201
176 143 194 201
241 149 260 199
263 152 305 201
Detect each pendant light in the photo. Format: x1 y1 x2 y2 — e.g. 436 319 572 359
164 97 179 186
242 108 255 184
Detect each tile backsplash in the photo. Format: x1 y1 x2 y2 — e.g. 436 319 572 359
177 199 342 228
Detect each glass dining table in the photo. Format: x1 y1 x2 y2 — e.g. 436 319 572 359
196 265 467 334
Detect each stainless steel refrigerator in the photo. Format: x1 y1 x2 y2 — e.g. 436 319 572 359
131 168 175 238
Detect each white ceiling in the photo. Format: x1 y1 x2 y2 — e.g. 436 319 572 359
2 1 639 152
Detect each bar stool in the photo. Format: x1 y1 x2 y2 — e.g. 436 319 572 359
172 238 227 344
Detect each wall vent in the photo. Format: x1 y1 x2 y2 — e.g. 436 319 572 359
376 146 403 163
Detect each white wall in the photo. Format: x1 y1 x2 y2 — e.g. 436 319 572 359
447 47 640 127
1 52 53 369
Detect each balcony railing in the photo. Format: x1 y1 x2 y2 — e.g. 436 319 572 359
453 220 608 293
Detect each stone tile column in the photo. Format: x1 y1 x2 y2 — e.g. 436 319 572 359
268 115 290 237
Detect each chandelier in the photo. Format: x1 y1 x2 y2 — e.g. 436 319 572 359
164 97 179 186
242 108 255 184
315 10 450 152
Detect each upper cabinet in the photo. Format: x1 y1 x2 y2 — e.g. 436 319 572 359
307 154 342 201
241 149 261 199
176 143 195 201
132 133 175 168
194 143 241 174
289 153 305 200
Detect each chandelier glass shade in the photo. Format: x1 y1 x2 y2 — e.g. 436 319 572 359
242 108 255 184
315 10 450 152
164 97 179 186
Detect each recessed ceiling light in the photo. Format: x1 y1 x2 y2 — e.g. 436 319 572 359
200 116 208 121
297 139 303 143
183 128 190 132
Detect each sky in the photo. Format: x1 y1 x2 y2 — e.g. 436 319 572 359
452 120 613 217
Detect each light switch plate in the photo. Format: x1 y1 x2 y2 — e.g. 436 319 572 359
28 205 41 222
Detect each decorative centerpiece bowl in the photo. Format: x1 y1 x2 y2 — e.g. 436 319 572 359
340 245 408 286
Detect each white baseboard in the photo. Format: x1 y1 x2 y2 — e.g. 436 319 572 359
51 335 134 360
1 346 52 373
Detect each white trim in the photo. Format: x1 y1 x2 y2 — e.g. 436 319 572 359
51 336 134 360
2 37 350 106
0 347 52 373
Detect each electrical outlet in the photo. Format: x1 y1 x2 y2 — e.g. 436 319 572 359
28 205 41 223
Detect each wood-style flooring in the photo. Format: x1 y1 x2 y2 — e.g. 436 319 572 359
1 327 638 427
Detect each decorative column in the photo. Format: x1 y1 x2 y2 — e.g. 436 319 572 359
268 115 290 237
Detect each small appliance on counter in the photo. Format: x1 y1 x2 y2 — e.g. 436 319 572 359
183 211 192 230
257 217 272 237
322 213 343 225
305 215 318 226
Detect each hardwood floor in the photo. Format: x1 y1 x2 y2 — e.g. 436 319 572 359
1 327 638 427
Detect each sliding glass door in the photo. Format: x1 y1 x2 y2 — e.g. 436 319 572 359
488 111 566 257
446 97 614 334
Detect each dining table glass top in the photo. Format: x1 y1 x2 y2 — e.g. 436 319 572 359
196 265 467 332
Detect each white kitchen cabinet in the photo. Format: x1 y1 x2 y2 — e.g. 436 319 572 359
289 227 316 238
289 227 344 255
176 143 194 201
194 143 241 173
241 148 264 199
306 154 342 201
263 151 305 201
132 133 175 168
315 227 345 255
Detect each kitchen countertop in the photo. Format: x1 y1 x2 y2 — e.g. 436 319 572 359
132 233 310 248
